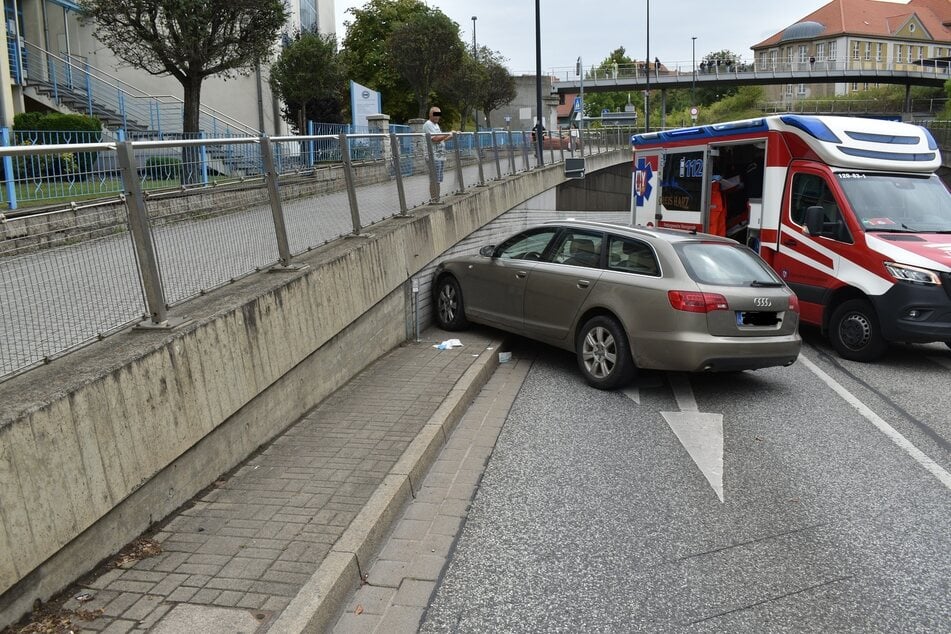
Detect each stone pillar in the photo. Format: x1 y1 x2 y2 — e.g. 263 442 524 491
367 113 391 161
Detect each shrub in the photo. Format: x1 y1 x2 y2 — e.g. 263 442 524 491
12 112 103 178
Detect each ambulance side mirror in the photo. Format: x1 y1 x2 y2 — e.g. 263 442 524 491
804 206 825 236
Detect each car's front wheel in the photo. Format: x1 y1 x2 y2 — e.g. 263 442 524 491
434 275 469 331
829 299 887 361
576 315 635 390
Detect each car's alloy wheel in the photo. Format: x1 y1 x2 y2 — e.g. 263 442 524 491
829 299 886 361
434 276 469 331
576 315 634 389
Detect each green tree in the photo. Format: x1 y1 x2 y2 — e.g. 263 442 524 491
478 59 517 128
696 49 743 105
78 0 288 136
583 47 636 119
387 10 465 118
442 49 487 130
341 0 432 122
269 29 346 133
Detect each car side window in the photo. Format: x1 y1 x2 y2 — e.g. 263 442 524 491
496 228 558 260
607 236 659 275
789 173 852 243
549 231 604 268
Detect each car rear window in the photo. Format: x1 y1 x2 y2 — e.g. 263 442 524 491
675 243 782 286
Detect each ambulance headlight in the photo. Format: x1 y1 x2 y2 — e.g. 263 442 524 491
884 262 941 286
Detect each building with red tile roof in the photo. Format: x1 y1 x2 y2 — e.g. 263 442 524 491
751 0 951 103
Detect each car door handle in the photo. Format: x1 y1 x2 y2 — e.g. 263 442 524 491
515 271 528 279
782 239 799 247
577 279 590 288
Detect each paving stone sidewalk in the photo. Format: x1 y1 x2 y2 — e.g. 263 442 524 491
47 327 504 633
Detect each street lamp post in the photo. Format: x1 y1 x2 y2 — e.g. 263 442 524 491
534 0 544 165
645 0 650 131
692 36 697 106
472 16 478 133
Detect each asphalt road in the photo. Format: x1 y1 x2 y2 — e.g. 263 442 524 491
419 333 951 633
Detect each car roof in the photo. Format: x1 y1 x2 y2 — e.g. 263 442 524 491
539 218 737 245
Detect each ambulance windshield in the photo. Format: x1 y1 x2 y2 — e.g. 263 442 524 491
837 173 951 233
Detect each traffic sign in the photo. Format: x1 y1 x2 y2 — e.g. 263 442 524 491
573 96 582 112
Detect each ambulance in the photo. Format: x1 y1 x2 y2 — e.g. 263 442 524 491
631 115 951 361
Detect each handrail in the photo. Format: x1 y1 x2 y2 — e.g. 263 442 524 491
20 41 259 135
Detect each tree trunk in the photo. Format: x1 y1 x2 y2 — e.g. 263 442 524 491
181 79 203 185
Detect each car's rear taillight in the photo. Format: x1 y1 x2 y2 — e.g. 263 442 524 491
788 293 800 314
668 290 729 313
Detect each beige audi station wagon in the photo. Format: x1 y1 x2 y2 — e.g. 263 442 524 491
433 220 801 389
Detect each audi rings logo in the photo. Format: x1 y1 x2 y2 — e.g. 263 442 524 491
753 297 772 308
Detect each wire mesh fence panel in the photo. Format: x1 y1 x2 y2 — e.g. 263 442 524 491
395 135 437 209
146 189 280 305
275 137 356 255
0 203 145 379
348 135 404 228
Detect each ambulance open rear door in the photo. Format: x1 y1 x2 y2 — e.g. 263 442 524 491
632 145 710 232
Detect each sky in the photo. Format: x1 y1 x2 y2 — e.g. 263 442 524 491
333 0 912 77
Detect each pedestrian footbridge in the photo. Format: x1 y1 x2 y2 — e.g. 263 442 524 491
0 136 629 627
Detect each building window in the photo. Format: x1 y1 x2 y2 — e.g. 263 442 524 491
300 0 318 31
909 23 916 34
816 43 826 61
864 42 872 61
828 41 837 61
785 84 793 97
799 45 807 63
797 83 806 95
875 43 883 62
851 41 860 60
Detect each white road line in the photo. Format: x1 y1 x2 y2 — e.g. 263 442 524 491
799 354 951 491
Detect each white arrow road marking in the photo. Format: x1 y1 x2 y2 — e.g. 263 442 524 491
661 373 725 503
623 387 640 404
622 374 664 406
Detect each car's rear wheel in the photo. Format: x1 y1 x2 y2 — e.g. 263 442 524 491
576 315 635 390
829 299 887 361
434 275 469 331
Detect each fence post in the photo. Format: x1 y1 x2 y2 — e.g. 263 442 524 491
115 140 172 327
520 131 530 171
307 120 315 168
259 136 296 268
492 130 502 179
452 136 465 193
507 127 516 174
200 131 209 185
2 128 17 210
389 133 408 215
425 132 440 202
339 132 363 234
474 131 485 185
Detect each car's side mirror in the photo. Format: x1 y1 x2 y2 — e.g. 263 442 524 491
803 206 825 236
479 245 496 257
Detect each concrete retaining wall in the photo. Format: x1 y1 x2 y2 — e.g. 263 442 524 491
0 148 627 627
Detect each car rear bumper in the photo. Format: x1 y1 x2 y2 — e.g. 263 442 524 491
633 332 802 372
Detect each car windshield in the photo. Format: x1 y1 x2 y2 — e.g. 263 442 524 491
836 172 951 233
676 243 783 286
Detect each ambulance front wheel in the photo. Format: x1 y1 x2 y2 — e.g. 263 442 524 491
829 299 887 362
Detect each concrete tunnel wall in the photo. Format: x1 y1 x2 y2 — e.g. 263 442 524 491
0 150 629 627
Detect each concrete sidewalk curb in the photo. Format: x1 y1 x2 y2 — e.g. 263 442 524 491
267 336 506 633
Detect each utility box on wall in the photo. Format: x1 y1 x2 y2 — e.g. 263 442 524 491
565 157 585 179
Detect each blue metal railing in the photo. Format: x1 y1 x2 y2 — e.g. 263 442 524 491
21 41 258 138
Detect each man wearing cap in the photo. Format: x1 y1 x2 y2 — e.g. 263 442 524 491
423 106 454 201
